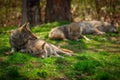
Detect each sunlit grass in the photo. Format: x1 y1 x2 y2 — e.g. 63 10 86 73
0 21 120 80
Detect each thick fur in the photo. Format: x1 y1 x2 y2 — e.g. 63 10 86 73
49 21 118 40
10 23 37 53
49 25 69 40
49 23 83 40
9 23 74 58
81 20 118 35
22 39 74 58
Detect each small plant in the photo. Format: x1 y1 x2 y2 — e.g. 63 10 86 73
0 66 21 80
37 70 48 78
94 71 111 80
7 52 31 64
76 55 88 60
93 36 107 42
99 51 109 55
73 61 95 74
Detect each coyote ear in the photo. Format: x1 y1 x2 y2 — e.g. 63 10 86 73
20 23 30 31
42 42 46 49
20 23 27 31
18 24 22 27
26 23 31 31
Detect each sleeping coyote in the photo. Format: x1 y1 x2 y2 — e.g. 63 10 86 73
9 23 74 58
49 21 118 40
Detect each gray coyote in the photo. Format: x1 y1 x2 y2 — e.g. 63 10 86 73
9 23 74 58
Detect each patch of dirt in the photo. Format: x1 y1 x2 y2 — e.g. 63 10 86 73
0 57 7 61
52 77 69 80
107 36 120 42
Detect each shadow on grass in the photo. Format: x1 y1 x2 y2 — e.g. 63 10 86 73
86 33 120 54
0 65 30 80
0 54 27 80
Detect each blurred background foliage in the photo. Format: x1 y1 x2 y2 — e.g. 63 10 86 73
0 0 21 27
72 0 120 23
0 0 120 27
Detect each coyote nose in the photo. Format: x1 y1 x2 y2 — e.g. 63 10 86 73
114 29 118 33
115 31 118 33
29 35 37 40
33 37 37 39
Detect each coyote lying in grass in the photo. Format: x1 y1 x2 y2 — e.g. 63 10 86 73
49 21 118 41
48 24 89 41
9 23 74 58
82 20 118 35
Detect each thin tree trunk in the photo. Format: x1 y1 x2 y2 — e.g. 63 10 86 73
22 0 41 27
95 0 101 19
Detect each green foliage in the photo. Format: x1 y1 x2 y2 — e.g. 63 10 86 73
5 66 20 78
0 0 21 26
7 53 31 64
94 71 111 80
37 70 48 78
0 21 120 80
74 61 95 74
0 66 21 80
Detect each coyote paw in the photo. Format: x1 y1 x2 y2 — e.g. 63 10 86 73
97 32 105 35
41 55 46 59
54 54 64 58
86 38 90 41
63 38 68 41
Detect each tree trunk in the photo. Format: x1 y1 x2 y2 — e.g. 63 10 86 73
22 0 41 27
95 0 101 20
45 0 72 22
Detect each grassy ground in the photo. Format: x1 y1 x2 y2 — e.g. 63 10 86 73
0 21 120 80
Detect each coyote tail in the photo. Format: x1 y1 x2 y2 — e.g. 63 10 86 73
58 47 75 56
61 48 73 53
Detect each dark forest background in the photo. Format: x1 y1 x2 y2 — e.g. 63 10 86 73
0 0 120 27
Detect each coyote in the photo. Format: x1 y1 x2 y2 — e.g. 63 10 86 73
10 23 37 53
81 20 118 35
9 23 74 58
49 21 118 40
49 25 69 40
49 22 90 41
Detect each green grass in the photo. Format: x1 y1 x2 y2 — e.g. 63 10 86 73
0 21 120 80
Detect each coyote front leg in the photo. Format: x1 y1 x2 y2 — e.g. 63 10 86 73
80 35 90 41
94 28 105 35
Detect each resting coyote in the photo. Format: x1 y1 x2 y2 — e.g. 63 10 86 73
49 21 118 40
81 20 118 35
49 25 69 40
49 22 92 40
9 23 74 58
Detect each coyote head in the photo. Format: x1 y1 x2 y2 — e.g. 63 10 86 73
10 23 37 50
106 21 118 33
13 23 37 41
67 23 81 40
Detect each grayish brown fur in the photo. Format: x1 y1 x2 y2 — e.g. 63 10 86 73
9 23 74 58
49 20 118 41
